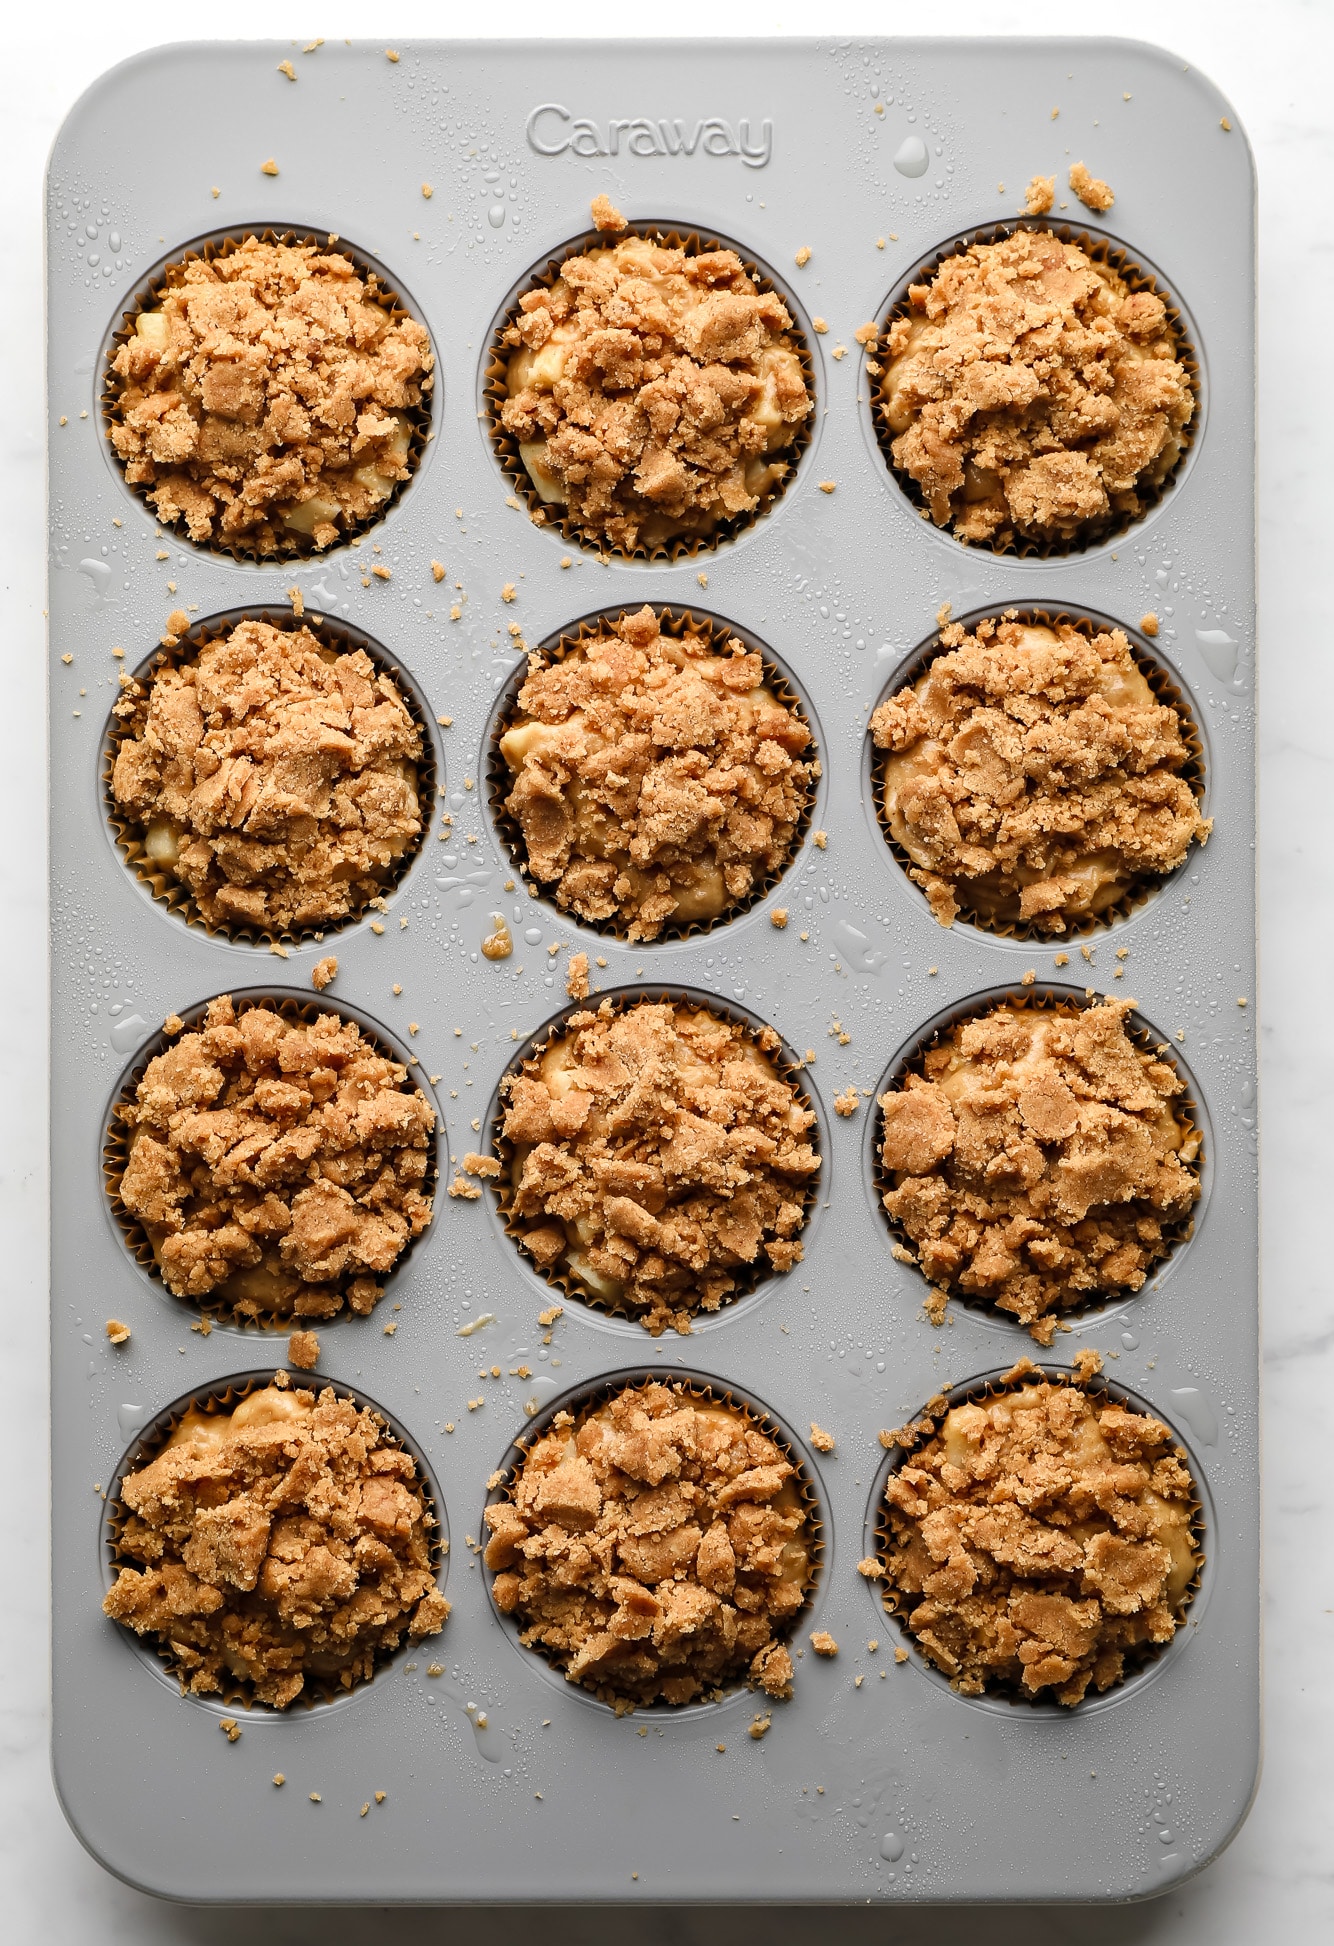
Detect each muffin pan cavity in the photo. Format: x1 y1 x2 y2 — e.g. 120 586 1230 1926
50 37 1256 1908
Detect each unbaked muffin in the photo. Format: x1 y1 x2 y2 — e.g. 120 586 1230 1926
110 618 425 937
873 228 1194 549
497 218 812 553
878 998 1200 1341
106 236 432 555
873 1354 1200 1705
497 605 815 939
104 1378 448 1707
870 612 1207 932
113 995 435 1322
498 998 819 1334
485 1380 813 1708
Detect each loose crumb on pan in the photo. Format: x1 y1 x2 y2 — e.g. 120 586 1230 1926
833 1087 859 1119
111 620 425 937
498 234 813 553
485 1380 813 1708
115 995 435 1321
220 1717 241 1740
590 193 627 234
566 951 591 1000
497 607 814 940
1140 612 1160 637
105 1319 132 1345
870 614 1209 933
809 1423 835 1454
1069 162 1115 212
107 237 432 555
878 1356 1200 1704
770 907 789 930
311 956 338 991
877 999 1201 1336
499 997 819 1334
1024 175 1055 215
104 1381 448 1707
287 1328 319 1369
876 229 1193 548
809 1629 838 1657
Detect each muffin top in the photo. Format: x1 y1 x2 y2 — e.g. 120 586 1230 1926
111 619 424 937
104 1379 448 1708
107 237 432 555
870 613 1208 932
875 1354 1199 1706
500 998 819 1334
498 605 815 939
116 995 436 1322
485 1381 812 1708
878 1000 1200 1341
499 221 812 553
875 229 1193 548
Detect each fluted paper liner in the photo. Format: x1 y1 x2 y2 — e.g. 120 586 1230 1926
871 987 1204 1325
101 226 434 562
102 606 438 949
482 1368 823 1709
103 1367 446 1710
489 986 824 1326
486 605 819 942
866 606 1208 942
869 1362 1206 1708
484 222 815 562
103 992 440 1329
867 220 1202 558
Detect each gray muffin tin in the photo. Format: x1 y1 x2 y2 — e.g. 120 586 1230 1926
47 37 1258 1906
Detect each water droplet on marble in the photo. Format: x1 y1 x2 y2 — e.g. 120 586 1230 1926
893 136 929 177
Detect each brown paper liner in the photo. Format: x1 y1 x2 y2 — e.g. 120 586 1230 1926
867 607 1208 942
868 220 1201 558
103 606 438 949
103 993 439 1330
104 1368 445 1710
871 1363 1205 1706
483 223 815 562
489 988 823 1328
101 227 433 562
483 1369 823 1709
872 988 1203 1328
486 606 818 942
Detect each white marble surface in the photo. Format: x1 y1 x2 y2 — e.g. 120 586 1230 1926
3 1 1330 1937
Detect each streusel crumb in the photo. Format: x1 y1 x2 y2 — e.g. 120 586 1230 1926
809 1629 838 1657
111 620 424 937
809 1423 835 1454
500 998 819 1333
590 193 626 234
879 1360 1199 1703
485 1382 812 1707
1024 175 1055 215
1069 162 1115 212
878 1000 1200 1332
104 1383 448 1706
498 607 814 940
500 236 813 552
287 1329 319 1369
878 230 1193 547
107 238 432 554
870 616 1208 932
115 995 435 1321
311 956 338 991
566 951 591 999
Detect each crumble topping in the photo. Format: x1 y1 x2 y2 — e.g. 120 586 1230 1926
485 1382 812 1708
879 1360 1199 1704
500 998 819 1334
498 606 814 939
1069 162 1115 212
870 615 1208 932
499 233 813 553
878 1000 1200 1335
104 1383 448 1707
107 239 430 554
877 229 1193 547
1024 175 1056 215
115 995 435 1322
111 620 424 937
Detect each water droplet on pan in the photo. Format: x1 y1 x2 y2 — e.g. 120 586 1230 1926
488 204 506 228
1169 1386 1219 1446
109 1012 149 1054
879 1830 905 1861
892 136 929 177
